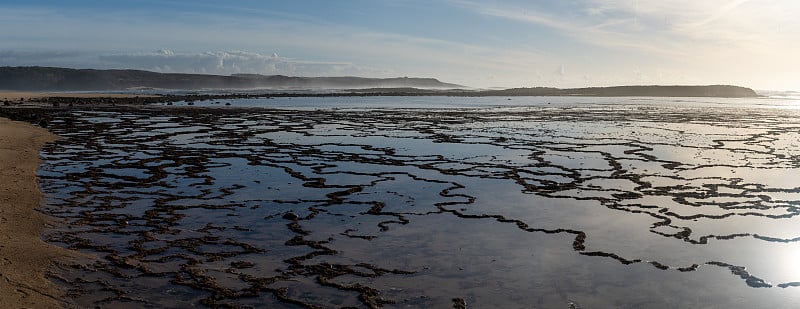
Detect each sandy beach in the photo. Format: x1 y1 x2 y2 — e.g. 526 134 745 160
0 90 153 308
0 117 72 308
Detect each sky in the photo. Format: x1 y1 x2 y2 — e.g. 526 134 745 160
1 0 798 90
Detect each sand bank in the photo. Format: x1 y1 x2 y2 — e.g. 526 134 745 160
0 117 72 308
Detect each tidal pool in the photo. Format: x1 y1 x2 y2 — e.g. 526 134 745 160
37 101 800 308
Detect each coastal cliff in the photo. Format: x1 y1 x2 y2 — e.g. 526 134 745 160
0 67 462 91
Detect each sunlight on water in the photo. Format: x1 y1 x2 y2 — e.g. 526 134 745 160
781 248 800 283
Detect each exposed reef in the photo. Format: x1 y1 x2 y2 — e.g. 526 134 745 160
6 101 800 308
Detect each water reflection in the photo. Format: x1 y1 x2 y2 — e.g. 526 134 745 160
37 102 800 307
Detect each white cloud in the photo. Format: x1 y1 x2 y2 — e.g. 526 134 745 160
0 6 553 87
449 0 683 56
1 2 798 90
449 0 800 89
453 0 800 54
0 49 395 77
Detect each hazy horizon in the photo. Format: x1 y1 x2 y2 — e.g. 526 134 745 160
1 0 798 91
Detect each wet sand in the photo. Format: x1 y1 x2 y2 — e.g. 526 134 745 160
0 90 135 307
0 117 74 308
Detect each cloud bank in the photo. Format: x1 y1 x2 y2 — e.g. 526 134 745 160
0 50 98 67
98 50 381 76
1 50 392 77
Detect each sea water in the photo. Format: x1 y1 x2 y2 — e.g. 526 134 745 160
38 96 800 308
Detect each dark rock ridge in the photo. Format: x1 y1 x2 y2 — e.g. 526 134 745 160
0 66 463 91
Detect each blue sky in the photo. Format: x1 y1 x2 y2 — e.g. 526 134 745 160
1 0 798 90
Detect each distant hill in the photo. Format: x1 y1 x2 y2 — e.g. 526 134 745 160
0 67 463 91
0 67 759 98
483 85 759 98
353 85 759 98
345 85 759 98
501 85 758 98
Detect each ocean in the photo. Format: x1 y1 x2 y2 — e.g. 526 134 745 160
38 96 800 308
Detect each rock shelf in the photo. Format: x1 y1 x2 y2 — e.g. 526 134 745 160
7 102 800 307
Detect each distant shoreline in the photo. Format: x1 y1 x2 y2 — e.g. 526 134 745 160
0 85 762 110
0 67 759 99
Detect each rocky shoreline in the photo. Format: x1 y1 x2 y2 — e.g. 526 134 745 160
1 84 761 110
